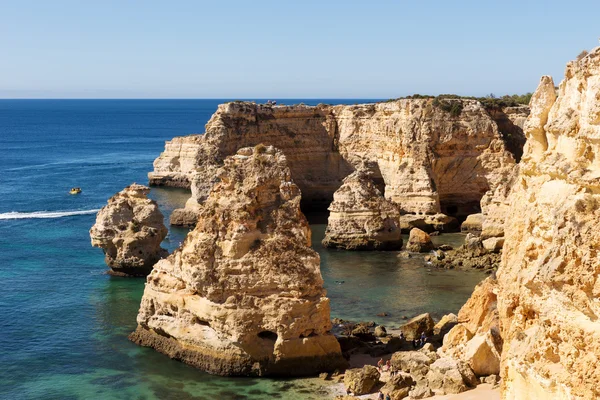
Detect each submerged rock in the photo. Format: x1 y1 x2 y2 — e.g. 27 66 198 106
322 169 402 250
130 146 345 376
90 184 168 276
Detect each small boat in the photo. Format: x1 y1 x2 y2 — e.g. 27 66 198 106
70 187 82 195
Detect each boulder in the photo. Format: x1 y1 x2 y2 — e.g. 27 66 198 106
323 169 403 250
442 324 473 350
344 365 381 395
433 313 458 335
463 332 501 376
400 313 434 340
391 351 436 379
374 326 387 338
406 228 434 253
130 146 345 376
382 372 414 400
423 213 459 232
482 237 504 253
460 213 482 233
90 183 168 276
457 277 498 336
426 358 477 395
408 383 433 399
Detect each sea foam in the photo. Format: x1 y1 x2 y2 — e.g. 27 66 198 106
0 209 100 220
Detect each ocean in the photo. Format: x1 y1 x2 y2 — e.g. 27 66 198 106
0 99 483 399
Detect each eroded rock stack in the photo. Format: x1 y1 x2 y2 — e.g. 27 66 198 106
322 169 402 250
130 145 345 376
90 184 168 276
498 48 600 399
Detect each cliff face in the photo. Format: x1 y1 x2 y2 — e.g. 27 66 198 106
153 100 520 226
90 184 168 276
148 135 205 187
322 168 402 250
498 48 600 400
131 146 345 376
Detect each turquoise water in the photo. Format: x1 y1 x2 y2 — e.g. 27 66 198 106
0 100 483 399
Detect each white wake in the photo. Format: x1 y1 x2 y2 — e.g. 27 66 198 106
0 209 100 220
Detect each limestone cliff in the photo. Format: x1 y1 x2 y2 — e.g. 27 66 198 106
498 48 600 400
322 169 402 250
151 100 520 226
90 184 168 276
148 135 205 187
131 146 345 376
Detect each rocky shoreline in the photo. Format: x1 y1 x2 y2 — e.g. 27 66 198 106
87 46 600 399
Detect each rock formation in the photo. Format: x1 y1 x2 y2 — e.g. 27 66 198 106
90 184 168 276
150 100 523 227
440 277 502 377
498 48 600 399
130 146 345 376
149 135 205 187
406 228 434 253
322 169 402 250
343 365 381 395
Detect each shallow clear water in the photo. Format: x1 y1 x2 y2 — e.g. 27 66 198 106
0 100 484 399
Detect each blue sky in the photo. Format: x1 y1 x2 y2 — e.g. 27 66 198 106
1 0 598 98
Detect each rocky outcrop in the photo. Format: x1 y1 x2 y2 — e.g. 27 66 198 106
152 100 520 226
498 48 600 399
322 169 402 250
148 135 204 187
440 277 502 378
90 184 168 276
130 146 345 376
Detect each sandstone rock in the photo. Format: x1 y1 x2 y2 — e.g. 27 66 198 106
423 213 459 232
148 135 204 187
420 343 435 353
155 100 520 226
351 324 375 341
460 213 482 233
322 169 402 250
382 372 414 400
481 237 504 253
130 146 345 376
384 336 405 353
426 358 477 395
463 331 501 376
433 313 458 335
484 374 500 385
374 326 387 338
457 277 498 336
400 313 434 340
498 48 600 400
408 383 433 399
344 365 381 395
406 228 434 253
391 350 436 379
442 324 473 351
90 184 168 276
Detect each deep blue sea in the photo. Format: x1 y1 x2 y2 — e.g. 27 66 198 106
0 100 483 400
